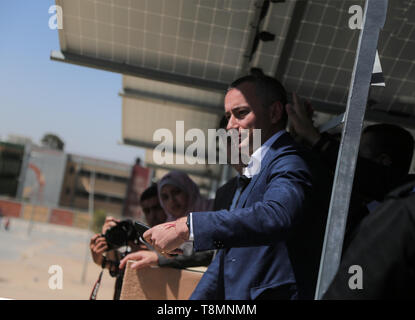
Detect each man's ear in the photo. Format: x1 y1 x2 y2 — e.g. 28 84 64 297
269 101 283 124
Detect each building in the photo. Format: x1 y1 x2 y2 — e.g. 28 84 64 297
0 141 25 197
122 158 152 221
6 134 34 146
18 145 67 206
59 154 132 217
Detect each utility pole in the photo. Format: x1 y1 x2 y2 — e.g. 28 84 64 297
81 169 95 284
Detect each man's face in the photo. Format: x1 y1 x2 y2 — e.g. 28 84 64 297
224 83 274 160
141 196 166 227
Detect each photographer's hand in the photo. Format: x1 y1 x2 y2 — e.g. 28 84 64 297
102 216 120 234
119 251 159 270
90 234 108 266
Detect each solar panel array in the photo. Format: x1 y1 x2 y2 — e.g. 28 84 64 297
282 0 415 118
370 0 415 114
251 1 296 76
60 0 265 84
122 75 224 110
282 0 362 106
59 0 415 117
56 0 415 185
121 75 223 178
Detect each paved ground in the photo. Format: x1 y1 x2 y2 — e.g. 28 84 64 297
0 218 115 300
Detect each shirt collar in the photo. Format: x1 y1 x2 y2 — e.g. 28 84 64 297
243 129 286 178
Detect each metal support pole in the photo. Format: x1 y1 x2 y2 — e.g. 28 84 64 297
315 0 388 299
81 169 95 284
318 113 346 133
239 0 266 75
27 185 37 236
17 142 31 200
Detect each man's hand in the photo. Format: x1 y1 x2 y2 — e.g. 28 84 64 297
143 217 189 254
90 234 108 266
119 251 159 270
286 93 321 146
102 216 119 234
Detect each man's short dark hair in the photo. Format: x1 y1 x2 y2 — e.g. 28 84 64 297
228 73 288 126
140 183 158 203
363 123 414 174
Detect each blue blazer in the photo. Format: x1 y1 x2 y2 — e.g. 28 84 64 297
190 132 312 300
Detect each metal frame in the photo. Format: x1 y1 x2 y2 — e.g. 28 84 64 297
239 0 266 75
50 50 228 93
55 0 67 52
310 99 415 130
274 0 307 79
122 137 219 164
318 113 346 133
119 89 224 115
315 0 388 299
121 138 222 177
16 142 32 200
317 108 415 133
122 138 176 154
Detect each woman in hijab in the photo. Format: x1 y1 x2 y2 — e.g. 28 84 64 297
157 171 213 221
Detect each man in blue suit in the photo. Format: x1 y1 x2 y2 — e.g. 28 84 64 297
144 74 313 299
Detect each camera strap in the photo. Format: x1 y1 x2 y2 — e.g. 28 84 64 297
89 269 103 300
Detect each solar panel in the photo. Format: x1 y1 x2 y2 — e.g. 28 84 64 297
60 0 262 84
251 1 296 75
280 0 415 119
371 0 415 114
282 1 361 106
55 0 415 131
122 96 221 147
121 75 223 178
122 75 224 109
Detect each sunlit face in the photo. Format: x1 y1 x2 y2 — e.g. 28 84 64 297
224 83 276 165
160 184 189 219
224 82 275 144
141 196 167 227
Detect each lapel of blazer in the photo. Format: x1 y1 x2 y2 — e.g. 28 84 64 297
237 132 291 209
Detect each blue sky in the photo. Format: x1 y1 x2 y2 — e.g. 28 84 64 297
0 0 145 165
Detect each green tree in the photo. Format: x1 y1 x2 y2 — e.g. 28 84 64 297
41 133 64 151
92 209 107 234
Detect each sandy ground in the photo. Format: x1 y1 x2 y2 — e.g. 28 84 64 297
0 218 116 300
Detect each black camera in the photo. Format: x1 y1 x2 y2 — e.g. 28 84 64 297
104 219 150 250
